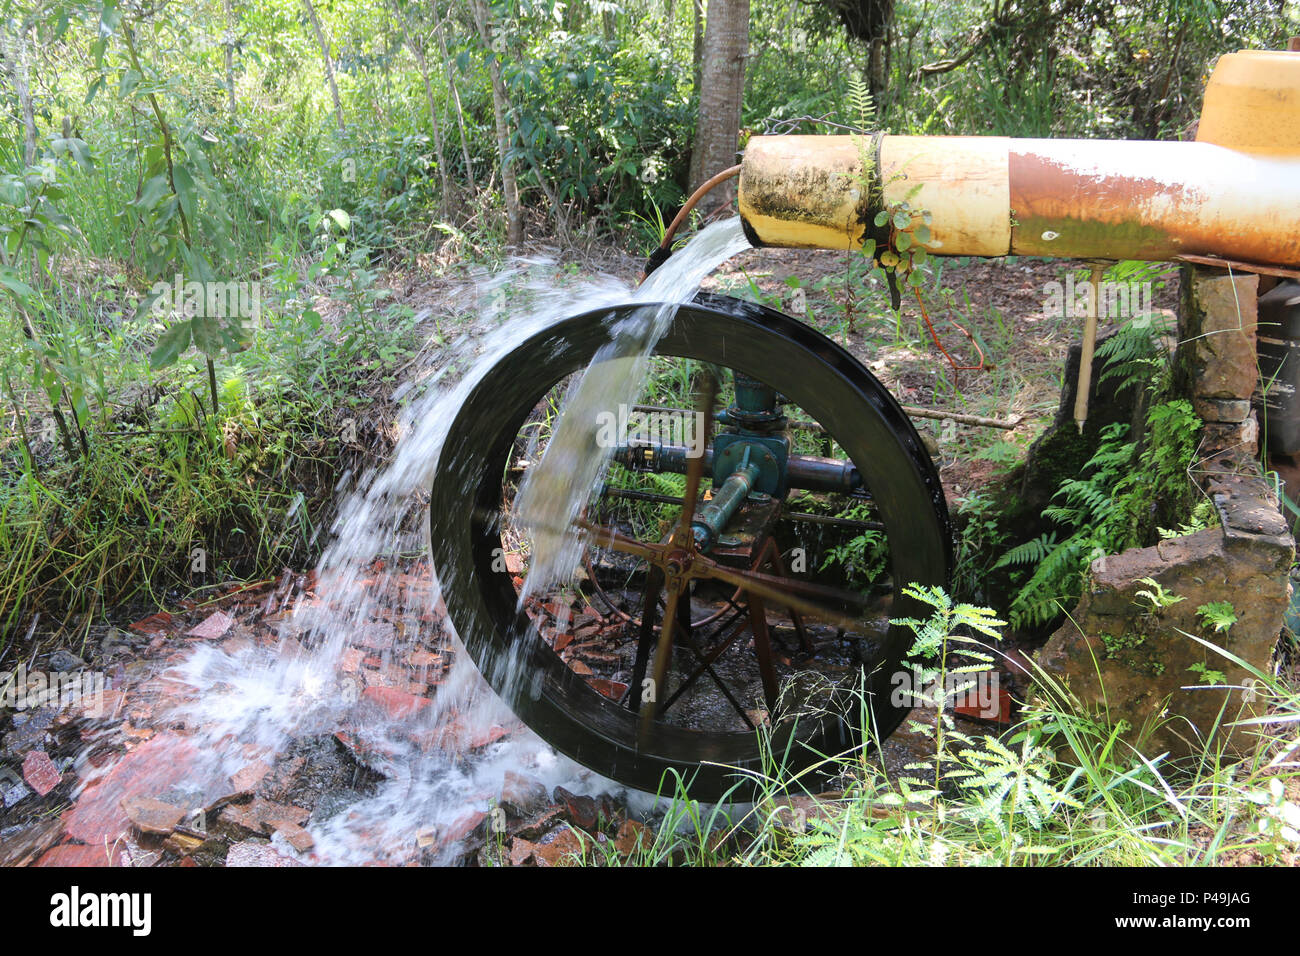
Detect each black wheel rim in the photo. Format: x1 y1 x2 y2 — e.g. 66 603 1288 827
430 293 952 798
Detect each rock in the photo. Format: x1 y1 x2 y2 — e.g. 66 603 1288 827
0 817 65 866
162 831 206 856
1202 415 1259 457
512 806 566 841
1193 397 1251 424
360 685 430 720
64 735 213 844
35 842 127 867
274 821 315 853
1038 505 1291 757
553 786 599 830
47 650 86 672
499 771 549 817
508 837 538 866
532 825 584 867
3 781 30 808
762 793 845 831
595 793 620 824
220 798 311 835
1175 267 1260 403
186 611 234 640
2 708 56 759
225 840 304 867
613 819 650 856
122 795 188 835
22 751 61 796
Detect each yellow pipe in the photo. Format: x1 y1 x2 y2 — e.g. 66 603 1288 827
736 49 1300 271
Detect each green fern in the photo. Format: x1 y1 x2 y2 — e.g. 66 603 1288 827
1095 313 1171 394
997 324 1208 629
992 532 1057 570
847 72 876 130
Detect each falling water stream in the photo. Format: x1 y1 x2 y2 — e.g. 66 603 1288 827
68 220 751 865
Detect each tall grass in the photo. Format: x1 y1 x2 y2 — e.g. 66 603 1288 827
579 601 1299 867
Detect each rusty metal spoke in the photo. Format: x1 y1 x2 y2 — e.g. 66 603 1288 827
670 369 718 551
698 560 867 633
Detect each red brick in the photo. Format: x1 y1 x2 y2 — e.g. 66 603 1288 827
361 685 430 720
22 750 61 796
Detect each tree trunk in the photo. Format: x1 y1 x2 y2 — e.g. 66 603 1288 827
402 22 453 214
467 0 523 246
302 0 345 132
223 0 237 121
691 0 705 93
689 0 748 214
433 8 476 197
0 19 39 167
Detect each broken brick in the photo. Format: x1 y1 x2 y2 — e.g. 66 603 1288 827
129 612 173 636
229 759 273 796
439 810 487 848
508 837 537 866
532 826 583 867
361 685 430 720
340 648 365 673
953 686 1013 724
586 678 628 702
220 798 310 835
614 819 650 856
512 806 566 841
162 831 205 856
274 821 315 853
122 795 188 835
187 610 235 640
553 786 599 831
499 771 549 817
35 843 127 867
21 750 61 796
225 840 304 867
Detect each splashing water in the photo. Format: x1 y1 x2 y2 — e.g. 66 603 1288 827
70 220 749 865
513 219 750 596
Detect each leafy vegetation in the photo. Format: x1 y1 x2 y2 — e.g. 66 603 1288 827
539 588 1300 866
994 305 1215 630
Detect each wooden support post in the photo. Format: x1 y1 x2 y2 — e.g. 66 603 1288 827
1074 261 1108 434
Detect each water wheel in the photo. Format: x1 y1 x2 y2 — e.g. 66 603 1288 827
429 293 951 799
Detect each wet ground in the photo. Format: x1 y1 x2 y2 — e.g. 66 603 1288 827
0 245 1142 866
0 558 1034 866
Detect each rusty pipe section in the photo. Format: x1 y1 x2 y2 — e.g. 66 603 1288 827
737 133 1300 270
738 45 1300 271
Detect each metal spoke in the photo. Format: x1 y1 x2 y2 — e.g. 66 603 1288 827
640 581 682 740
670 369 718 550
700 561 867 633
656 613 756 728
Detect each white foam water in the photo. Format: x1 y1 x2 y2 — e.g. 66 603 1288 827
108 220 749 864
